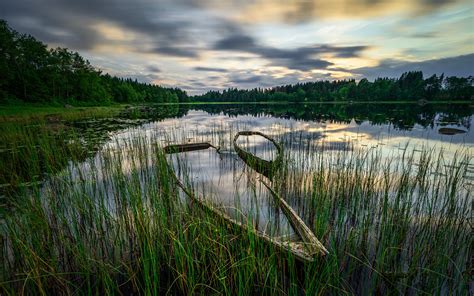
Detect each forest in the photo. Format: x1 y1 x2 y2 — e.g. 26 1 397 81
1 19 472 105
193 72 473 102
0 20 188 105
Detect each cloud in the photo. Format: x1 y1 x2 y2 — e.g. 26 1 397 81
214 34 256 50
0 9 102 50
0 0 197 52
353 54 474 80
213 33 368 71
229 75 262 84
230 0 468 23
152 46 200 58
146 65 161 72
194 67 229 72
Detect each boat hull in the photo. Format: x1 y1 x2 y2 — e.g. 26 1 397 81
233 131 283 180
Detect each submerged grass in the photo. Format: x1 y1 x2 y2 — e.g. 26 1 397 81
0 106 125 192
0 118 472 295
0 104 180 196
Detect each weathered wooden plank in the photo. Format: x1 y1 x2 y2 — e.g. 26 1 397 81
233 131 328 256
164 142 215 154
261 180 329 256
163 146 320 263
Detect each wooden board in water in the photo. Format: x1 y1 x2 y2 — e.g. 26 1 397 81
163 142 213 154
233 131 283 180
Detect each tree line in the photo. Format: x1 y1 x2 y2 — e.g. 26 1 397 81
0 20 188 105
193 72 473 103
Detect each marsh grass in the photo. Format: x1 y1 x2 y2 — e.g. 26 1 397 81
0 107 126 191
0 120 472 295
0 105 182 197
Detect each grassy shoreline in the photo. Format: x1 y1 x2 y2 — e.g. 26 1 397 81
0 105 125 121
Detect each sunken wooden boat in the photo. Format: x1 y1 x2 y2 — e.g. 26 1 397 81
163 141 328 263
233 131 283 180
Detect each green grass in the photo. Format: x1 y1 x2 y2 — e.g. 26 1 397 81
0 105 131 196
0 114 471 295
0 104 124 120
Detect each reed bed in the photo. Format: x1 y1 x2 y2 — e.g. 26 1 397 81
0 121 472 295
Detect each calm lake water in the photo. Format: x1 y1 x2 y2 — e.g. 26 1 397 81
41 103 473 237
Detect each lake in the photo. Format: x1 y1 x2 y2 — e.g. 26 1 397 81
35 102 474 219
32 102 471 240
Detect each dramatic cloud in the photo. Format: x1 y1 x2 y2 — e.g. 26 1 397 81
228 0 468 23
1 0 199 51
0 0 472 94
214 33 368 71
214 34 256 50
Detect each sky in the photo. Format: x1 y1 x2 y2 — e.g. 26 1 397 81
1 0 473 95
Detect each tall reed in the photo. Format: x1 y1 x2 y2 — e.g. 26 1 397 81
0 122 471 295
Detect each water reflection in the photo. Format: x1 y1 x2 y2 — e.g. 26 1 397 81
46 103 470 213
190 103 473 132
36 103 473 236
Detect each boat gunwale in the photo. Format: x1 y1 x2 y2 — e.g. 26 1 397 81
233 131 283 179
